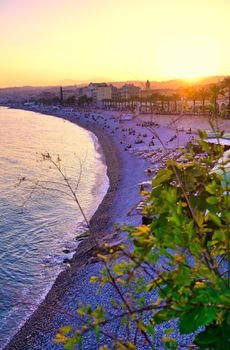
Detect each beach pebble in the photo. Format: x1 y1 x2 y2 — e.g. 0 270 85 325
62 248 71 254
63 258 71 264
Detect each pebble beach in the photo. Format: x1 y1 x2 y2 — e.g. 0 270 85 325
4 108 230 350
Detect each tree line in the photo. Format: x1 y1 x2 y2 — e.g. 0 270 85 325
104 77 230 116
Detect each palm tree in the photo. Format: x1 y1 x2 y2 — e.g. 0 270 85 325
149 93 160 113
131 96 139 112
77 95 92 107
197 87 210 114
158 94 166 112
209 84 224 130
171 93 181 113
64 96 76 106
209 84 222 116
185 87 198 113
221 76 230 109
164 95 171 113
116 97 123 110
138 97 146 113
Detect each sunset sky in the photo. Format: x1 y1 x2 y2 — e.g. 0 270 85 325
0 0 229 87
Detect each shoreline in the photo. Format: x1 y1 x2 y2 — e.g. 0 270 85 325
5 107 229 349
4 108 149 350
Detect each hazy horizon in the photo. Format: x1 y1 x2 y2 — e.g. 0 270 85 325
0 75 227 91
1 0 230 88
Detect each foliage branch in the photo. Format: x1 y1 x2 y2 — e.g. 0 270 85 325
54 126 230 350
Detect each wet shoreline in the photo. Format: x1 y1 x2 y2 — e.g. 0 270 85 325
4 110 125 350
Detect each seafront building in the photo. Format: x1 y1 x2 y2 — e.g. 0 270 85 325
4 77 228 116
87 83 112 104
120 84 140 99
78 82 140 105
140 80 155 99
110 85 120 100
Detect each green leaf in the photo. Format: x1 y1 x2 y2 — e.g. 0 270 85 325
64 337 76 350
206 196 218 205
179 311 199 333
212 230 226 242
194 326 220 347
97 305 105 319
154 309 176 324
77 308 85 316
194 210 204 227
86 304 92 314
207 212 222 227
147 251 159 264
197 129 207 140
152 168 172 187
146 323 155 336
94 325 100 341
197 307 217 327
164 328 174 335
205 181 217 194
197 140 210 152
76 335 83 347
179 307 216 334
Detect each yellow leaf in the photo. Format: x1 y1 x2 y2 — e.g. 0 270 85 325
77 308 85 316
137 321 147 332
127 341 136 350
194 210 204 226
137 225 150 233
117 341 127 350
97 253 109 262
53 333 67 343
90 276 98 283
194 281 205 289
116 278 125 284
163 336 176 343
174 254 183 263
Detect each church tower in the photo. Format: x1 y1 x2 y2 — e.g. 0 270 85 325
146 80 151 90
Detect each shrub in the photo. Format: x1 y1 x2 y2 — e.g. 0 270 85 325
54 129 230 350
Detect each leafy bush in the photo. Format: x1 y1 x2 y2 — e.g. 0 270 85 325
54 129 230 350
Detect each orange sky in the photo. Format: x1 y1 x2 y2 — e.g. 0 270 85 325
0 0 229 87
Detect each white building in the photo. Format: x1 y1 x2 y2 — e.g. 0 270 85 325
88 83 112 103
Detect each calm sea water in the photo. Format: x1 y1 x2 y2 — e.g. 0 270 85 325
0 107 109 348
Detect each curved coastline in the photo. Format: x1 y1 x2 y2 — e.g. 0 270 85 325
4 109 148 350
3 107 230 349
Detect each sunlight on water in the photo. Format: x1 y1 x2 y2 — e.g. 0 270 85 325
0 107 109 347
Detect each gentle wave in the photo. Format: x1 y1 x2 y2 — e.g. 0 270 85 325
0 107 109 348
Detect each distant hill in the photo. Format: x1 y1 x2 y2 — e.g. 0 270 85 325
0 76 228 101
58 77 111 86
0 86 62 104
109 76 226 90
58 75 226 89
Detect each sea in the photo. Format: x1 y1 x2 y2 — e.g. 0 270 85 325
0 107 109 348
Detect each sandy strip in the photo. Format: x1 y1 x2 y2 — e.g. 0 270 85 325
4 111 149 350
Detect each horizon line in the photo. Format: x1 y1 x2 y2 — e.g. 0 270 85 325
0 74 228 90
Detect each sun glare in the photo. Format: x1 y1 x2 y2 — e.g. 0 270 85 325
158 39 221 81
0 0 229 86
